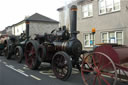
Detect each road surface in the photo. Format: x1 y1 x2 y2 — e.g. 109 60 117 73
0 56 127 85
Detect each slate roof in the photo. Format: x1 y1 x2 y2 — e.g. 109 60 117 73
26 13 59 23
0 29 7 34
14 13 59 26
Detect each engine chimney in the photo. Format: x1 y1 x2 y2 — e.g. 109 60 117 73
70 5 79 40
26 20 29 40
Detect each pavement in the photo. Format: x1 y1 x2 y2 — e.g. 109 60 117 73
0 56 128 85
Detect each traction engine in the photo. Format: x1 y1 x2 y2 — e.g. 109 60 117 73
25 5 82 80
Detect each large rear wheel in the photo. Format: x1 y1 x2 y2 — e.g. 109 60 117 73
81 52 117 85
52 51 72 81
25 40 41 70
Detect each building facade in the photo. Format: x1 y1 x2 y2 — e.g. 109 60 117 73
6 26 13 35
11 13 59 37
58 0 128 50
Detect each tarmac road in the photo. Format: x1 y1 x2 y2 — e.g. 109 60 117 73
0 56 128 85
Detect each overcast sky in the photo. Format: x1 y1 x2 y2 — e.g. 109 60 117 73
0 0 74 31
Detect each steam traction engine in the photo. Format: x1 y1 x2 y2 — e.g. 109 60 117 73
25 5 82 80
3 21 29 63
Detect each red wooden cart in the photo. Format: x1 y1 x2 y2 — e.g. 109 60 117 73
81 44 128 85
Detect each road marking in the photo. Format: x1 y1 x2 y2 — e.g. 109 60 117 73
72 68 79 74
72 68 79 71
5 65 29 77
0 60 1 62
30 75 41 80
17 69 24 73
23 66 29 70
102 74 128 82
24 65 28 67
72 71 79 74
8 65 14 68
3 62 7 65
39 71 54 75
49 75 56 79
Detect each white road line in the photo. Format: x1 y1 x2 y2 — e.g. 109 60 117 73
72 68 79 71
30 75 41 80
102 74 128 82
24 65 28 67
23 66 29 70
72 71 79 74
49 75 56 79
8 65 14 68
17 69 24 73
5 65 29 77
39 71 54 75
3 62 7 65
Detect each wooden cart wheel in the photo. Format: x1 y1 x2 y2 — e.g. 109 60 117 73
15 46 24 63
52 51 72 81
81 52 117 85
25 40 41 70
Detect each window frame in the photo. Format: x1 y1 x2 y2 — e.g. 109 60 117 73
101 32 109 43
101 31 123 44
99 0 121 15
82 3 93 18
84 33 95 47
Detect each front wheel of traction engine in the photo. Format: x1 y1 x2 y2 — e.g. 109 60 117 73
52 51 72 81
15 46 24 63
4 40 12 59
25 40 41 70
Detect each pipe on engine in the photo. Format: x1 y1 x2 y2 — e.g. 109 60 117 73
26 20 29 40
70 5 78 40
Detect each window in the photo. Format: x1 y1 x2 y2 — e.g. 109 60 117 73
102 33 108 43
116 32 123 44
101 31 123 44
99 0 120 14
114 0 120 10
84 33 95 47
82 4 93 18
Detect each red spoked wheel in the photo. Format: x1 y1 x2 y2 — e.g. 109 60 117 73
81 52 117 85
25 40 41 70
52 51 72 81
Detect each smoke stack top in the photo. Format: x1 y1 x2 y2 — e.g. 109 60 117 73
71 5 77 11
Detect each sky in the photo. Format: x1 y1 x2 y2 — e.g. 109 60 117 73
0 0 74 31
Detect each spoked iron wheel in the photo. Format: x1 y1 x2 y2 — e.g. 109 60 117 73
38 44 47 62
4 42 8 57
25 40 41 70
81 52 117 85
52 51 72 81
3 40 12 59
15 46 23 63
